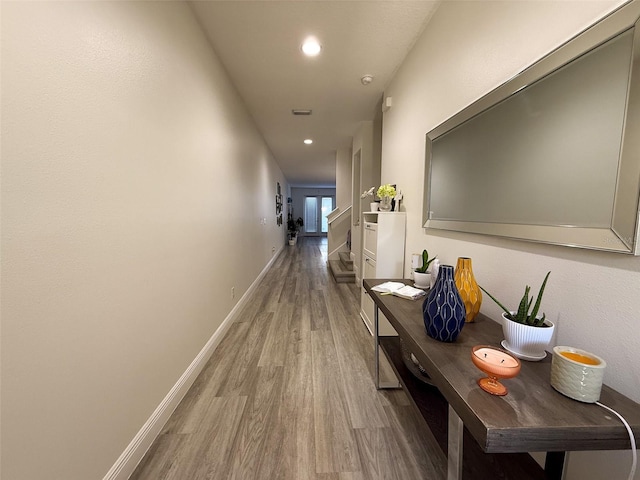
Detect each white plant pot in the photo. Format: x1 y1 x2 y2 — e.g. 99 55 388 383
413 272 431 288
501 312 555 360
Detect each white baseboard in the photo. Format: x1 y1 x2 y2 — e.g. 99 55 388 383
102 246 284 480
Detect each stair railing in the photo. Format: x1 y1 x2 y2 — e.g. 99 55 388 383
327 205 352 226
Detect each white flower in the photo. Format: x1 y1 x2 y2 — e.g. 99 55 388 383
360 187 375 198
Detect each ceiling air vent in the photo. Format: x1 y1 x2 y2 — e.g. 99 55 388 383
292 109 312 116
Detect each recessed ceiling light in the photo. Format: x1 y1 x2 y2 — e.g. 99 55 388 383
304 139 313 145
301 37 322 57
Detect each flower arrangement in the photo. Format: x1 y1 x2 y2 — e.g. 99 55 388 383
377 184 396 199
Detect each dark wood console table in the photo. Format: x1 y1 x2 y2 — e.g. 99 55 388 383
364 278 640 480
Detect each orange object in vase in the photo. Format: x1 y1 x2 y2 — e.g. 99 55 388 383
454 257 482 322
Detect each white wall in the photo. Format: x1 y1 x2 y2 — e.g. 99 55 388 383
335 147 352 210
382 1 639 478
1 2 286 479
328 147 353 259
351 121 376 283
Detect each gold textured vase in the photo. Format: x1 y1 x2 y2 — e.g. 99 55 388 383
454 257 482 323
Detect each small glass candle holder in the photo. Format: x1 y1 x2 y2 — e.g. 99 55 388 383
471 345 521 396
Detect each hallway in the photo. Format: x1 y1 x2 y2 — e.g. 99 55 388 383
130 237 446 479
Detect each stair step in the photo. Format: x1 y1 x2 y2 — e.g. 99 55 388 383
338 251 354 270
328 259 355 283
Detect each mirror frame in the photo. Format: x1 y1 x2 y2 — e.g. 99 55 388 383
423 1 640 254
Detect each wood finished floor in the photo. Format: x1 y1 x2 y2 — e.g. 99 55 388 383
130 237 446 480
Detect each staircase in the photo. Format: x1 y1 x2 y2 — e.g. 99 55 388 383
329 251 355 283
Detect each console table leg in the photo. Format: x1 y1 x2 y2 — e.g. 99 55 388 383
373 304 399 389
448 405 464 480
544 451 567 480
374 304 381 389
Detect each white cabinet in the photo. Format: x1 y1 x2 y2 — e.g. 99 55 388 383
360 212 406 336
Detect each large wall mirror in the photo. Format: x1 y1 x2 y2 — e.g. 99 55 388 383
423 1 640 254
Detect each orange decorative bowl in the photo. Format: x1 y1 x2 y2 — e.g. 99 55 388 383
471 345 521 396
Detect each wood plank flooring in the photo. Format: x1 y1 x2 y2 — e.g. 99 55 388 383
130 237 446 480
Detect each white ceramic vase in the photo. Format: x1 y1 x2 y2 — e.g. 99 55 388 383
501 312 555 360
550 346 606 403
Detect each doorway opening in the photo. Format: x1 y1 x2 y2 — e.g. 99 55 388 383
304 196 334 235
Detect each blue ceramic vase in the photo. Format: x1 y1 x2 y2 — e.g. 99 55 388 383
422 265 466 342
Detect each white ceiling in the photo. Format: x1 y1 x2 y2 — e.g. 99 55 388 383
189 1 439 187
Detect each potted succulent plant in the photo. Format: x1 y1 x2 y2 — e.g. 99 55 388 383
480 272 554 361
414 249 436 288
